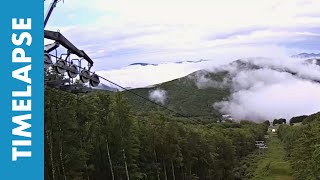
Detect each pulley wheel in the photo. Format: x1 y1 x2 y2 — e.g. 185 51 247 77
80 69 90 83
89 74 100 87
67 64 79 78
44 54 52 70
55 60 67 74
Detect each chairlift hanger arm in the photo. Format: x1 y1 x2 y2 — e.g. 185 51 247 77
44 42 60 53
44 0 61 28
44 30 94 66
79 50 93 66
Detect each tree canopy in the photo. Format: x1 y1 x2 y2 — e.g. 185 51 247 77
44 88 268 180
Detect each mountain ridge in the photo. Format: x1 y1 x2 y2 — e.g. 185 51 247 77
128 59 210 67
292 52 320 58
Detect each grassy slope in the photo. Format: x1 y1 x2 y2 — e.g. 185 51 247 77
122 70 231 120
252 129 293 180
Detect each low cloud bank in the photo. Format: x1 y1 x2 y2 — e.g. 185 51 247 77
97 55 320 121
96 60 230 88
209 58 320 121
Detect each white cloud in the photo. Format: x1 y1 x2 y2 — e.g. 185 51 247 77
94 44 319 89
149 89 167 105
215 79 320 121
190 70 229 89
212 58 320 121
97 60 220 88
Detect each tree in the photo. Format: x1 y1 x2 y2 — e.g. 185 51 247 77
278 113 320 180
44 88 271 180
263 120 270 126
289 115 308 125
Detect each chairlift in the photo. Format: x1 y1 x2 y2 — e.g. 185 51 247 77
44 53 53 70
55 60 67 74
89 73 100 87
67 64 79 78
80 69 90 83
44 0 101 91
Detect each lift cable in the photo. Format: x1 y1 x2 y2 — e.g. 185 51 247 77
98 76 200 121
47 54 202 124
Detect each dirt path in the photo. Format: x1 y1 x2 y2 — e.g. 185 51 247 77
252 131 294 180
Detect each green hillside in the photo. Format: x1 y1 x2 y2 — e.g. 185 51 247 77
278 112 320 180
122 70 231 121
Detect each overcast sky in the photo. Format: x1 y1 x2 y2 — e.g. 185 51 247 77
45 0 320 70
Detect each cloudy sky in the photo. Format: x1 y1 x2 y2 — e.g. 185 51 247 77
45 0 320 71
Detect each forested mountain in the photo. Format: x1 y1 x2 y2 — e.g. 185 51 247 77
122 58 320 121
123 70 231 120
